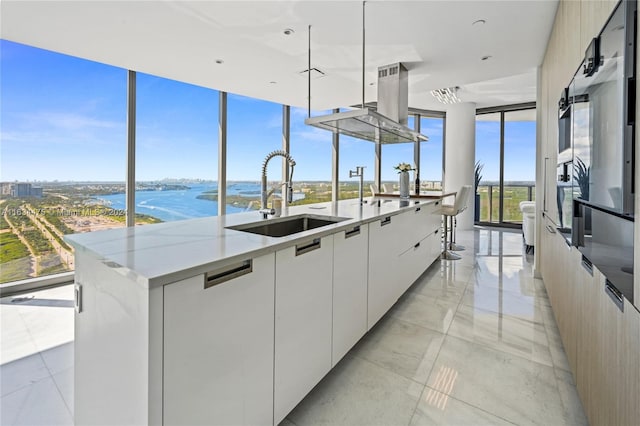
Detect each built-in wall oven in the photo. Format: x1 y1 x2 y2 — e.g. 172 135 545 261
557 85 573 241
570 0 636 302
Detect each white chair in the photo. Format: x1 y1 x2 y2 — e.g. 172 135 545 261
441 185 472 260
370 183 379 196
382 183 394 193
519 201 535 254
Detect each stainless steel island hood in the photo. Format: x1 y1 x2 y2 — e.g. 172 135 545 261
305 108 427 144
305 63 428 144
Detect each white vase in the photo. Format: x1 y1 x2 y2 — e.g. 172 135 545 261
399 171 410 199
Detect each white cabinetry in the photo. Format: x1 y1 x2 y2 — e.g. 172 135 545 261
332 224 369 366
398 202 442 287
368 214 402 329
163 254 275 425
74 252 164 426
74 200 445 426
367 203 442 330
274 235 334 424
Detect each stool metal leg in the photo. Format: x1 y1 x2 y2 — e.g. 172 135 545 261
442 214 461 260
448 216 466 251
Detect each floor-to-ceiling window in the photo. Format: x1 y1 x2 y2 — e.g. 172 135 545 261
289 108 333 204
475 105 536 225
381 116 416 193
226 94 282 213
0 40 126 285
419 115 444 190
503 109 536 221
133 73 218 222
475 112 501 223
339 134 376 199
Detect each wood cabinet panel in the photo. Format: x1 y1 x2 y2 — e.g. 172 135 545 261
619 302 640 425
575 253 598 423
581 0 617 53
596 272 623 426
547 233 578 378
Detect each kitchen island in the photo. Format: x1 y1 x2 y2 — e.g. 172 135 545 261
67 196 445 426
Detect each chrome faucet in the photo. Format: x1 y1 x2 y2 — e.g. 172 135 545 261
349 166 365 205
260 150 296 219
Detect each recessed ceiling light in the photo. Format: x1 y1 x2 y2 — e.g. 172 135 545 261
215 59 224 64
283 28 295 35
472 19 486 26
481 55 492 61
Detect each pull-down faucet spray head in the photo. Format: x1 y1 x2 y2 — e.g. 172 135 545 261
260 150 296 218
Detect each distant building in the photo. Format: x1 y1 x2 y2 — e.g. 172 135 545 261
30 187 43 197
13 183 31 197
1 183 12 195
0 182 43 198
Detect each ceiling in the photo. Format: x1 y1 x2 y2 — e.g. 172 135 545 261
1 0 558 111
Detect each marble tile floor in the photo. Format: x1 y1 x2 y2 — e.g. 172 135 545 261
0 227 587 426
285 227 586 426
1 285 74 425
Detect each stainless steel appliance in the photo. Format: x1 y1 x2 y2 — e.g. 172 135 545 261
571 0 636 302
557 160 573 236
557 83 574 241
573 201 634 302
570 0 636 215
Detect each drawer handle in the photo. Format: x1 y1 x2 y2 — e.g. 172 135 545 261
345 226 361 239
205 260 252 289
604 280 624 312
381 216 392 226
415 207 421 213
296 238 321 256
581 255 593 276
545 225 556 234
74 283 82 313
435 201 439 206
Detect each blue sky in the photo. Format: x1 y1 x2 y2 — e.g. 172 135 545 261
1 39 535 183
475 119 536 182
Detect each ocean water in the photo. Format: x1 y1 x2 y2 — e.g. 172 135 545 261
97 183 261 222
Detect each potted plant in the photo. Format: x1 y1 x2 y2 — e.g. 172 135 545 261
474 161 483 222
573 157 591 230
573 157 590 201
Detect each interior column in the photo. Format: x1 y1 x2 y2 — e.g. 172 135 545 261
444 102 476 230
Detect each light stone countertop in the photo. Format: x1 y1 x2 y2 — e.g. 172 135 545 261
66 194 446 288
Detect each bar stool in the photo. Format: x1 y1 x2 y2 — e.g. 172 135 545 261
442 185 472 260
449 187 471 251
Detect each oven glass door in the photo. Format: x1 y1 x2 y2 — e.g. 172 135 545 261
557 162 573 241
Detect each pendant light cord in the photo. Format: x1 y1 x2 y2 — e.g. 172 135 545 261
362 1 366 109
308 24 311 118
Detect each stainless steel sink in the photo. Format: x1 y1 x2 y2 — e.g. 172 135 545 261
226 214 350 237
